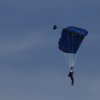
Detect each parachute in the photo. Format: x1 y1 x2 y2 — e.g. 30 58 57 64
53 25 57 30
58 26 88 67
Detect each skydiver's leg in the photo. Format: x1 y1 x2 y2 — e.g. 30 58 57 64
71 77 74 85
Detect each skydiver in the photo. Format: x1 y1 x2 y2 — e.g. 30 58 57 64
68 67 74 85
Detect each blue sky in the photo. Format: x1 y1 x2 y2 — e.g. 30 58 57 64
0 0 100 100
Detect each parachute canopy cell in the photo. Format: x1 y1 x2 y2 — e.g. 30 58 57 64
58 26 88 54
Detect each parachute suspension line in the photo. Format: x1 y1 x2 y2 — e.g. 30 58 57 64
72 54 74 67
63 53 70 66
63 32 78 68
70 53 72 67
71 54 73 67
73 51 78 66
70 53 75 67
63 45 78 67
70 54 72 67
71 34 74 68
63 53 77 67
68 33 72 68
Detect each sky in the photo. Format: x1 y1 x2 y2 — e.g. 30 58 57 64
0 0 100 100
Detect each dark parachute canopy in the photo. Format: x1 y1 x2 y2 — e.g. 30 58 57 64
58 26 88 54
58 26 88 67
